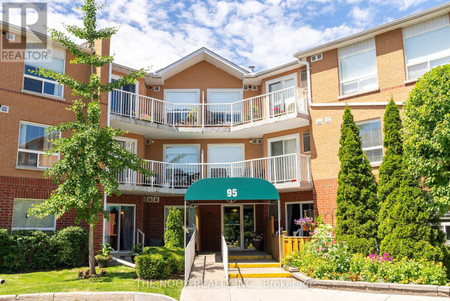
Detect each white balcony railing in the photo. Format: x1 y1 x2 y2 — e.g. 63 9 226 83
110 87 308 128
118 153 311 189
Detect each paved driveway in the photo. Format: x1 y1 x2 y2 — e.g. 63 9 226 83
181 278 446 301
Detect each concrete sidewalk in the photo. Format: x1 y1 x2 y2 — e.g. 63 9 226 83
180 278 447 301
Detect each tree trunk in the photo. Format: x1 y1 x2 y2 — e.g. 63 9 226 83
88 224 97 275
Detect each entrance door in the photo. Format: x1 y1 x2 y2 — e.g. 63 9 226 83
104 205 135 251
222 205 255 249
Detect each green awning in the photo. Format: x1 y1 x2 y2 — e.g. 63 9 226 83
185 177 279 201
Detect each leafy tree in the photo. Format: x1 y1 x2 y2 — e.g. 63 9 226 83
403 64 450 214
377 98 403 241
28 0 150 275
164 208 184 248
335 107 379 254
380 173 446 262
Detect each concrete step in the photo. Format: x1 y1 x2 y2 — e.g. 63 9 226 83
228 254 272 261
228 267 291 279
228 262 280 268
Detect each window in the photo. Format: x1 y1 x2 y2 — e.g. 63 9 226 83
163 145 200 187
111 75 138 117
303 132 311 153
266 73 298 115
164 145 199 164
208 144 244 177
268 135 299 183
17 122 60 168
12 199 55 230
300 70 308 89
286 202 314 236
269 135 298 156
339 39 378 95
115 138 137 185
164 206 196 243
164 89 200 125
207 89 243 125
23 52 65 97
403 16 450 80
441 222 450 244
357 119 383 164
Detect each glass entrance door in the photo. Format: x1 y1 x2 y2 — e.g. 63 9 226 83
105 205 135 251
223 205 255 249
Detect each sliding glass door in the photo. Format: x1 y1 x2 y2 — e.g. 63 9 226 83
104 205 135 251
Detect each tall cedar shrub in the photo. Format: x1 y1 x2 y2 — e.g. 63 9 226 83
380 173 446 262
403 64 450 214
335 107 379 254
377 99 403 241
164 208 184 248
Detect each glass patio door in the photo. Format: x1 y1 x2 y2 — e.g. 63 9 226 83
104 205 135 251
223 205 255 249
116 139 137 185
268 77 296 115
269 137 298 183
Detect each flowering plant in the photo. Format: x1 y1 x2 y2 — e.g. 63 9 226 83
294 217 314 226
368 253 393 262
273 106 285 115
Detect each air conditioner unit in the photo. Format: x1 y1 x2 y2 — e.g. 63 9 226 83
250 138 262 144
311 53 323 62
6 33 15 41
251 85 258 91
0 105 9 113
154 86 161 92
145 138 153 145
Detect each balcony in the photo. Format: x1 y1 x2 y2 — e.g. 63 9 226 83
109 87 309 138
118 153 312 195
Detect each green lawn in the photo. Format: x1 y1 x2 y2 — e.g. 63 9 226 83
0 266 183 299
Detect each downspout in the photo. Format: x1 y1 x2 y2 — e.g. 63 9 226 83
102 62 112 245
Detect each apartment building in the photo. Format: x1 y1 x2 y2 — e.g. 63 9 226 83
0 3 449 253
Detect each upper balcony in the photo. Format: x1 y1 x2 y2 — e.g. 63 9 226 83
118 153 312 195
109 87 309 138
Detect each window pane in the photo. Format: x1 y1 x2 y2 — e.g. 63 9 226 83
269 82 282 92
303 133 311 152
12 199 55 229
25 56 64 73
165 91 199 103
283 78 295 88
23 77 43 93
208 91 241 103
43 81 63 97
17 151 38 167
358 120 382 149
430 56 450 69
365 148 383 163
407 62 428 80
19 123 57 151
340 49 377 82
270 140 283 156
342 81 358 95
284 139 297 154
359 76 378 91
209 145 243 163
165 146 199 163
300 70 308 88
445 226 450 241
404 26 450 65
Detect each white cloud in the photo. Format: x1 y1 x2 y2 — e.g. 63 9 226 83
0 0 445 71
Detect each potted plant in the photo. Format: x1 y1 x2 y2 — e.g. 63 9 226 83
95 243 113 268
129 243 143 263
251 232 264 251
294 217 314 232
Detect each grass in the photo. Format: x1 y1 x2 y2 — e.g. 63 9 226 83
0 266 183 299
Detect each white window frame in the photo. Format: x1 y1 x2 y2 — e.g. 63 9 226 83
16 121 61 170
284 201 314 236
441 222 450 244
103 203 136 252
207 143 245 163
403 22 450 81
22 55 66 98
338 40 378 96
302 132 311 153
163 144 201 163
163 205 197 235
12 198 56 231
265 72 298 94
356 119 384 166
267 134 300 157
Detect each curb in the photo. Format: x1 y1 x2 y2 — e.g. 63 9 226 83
0 292 177 301
291 272 450 297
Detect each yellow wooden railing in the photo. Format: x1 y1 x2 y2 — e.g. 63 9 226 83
281 231 311 259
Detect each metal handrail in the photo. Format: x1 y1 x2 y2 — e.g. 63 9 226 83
221 232 229 285
185 230 197 286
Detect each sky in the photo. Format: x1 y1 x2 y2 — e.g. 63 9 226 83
2 0 449 72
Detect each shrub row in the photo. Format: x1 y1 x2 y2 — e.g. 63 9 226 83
0 226 88 273
135 247 184 280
